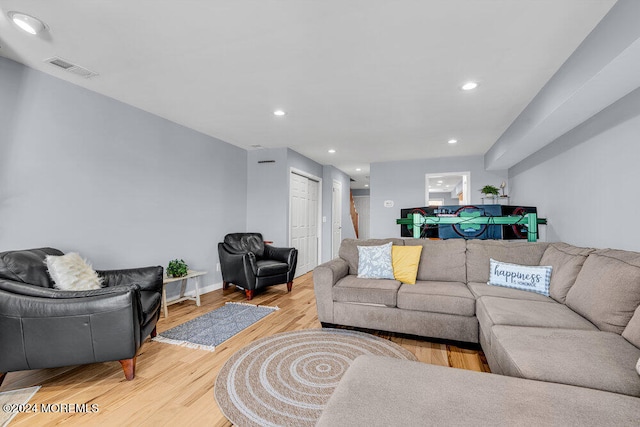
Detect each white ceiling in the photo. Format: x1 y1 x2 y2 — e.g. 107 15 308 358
0 0 616 188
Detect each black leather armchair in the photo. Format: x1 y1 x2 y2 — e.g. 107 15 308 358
0 248 163 386
218 233 297 300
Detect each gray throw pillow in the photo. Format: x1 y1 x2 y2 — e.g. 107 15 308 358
357 242 394 280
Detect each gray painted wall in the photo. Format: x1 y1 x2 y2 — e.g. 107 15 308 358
0 57 247 297
509 86 640 251
246 148 289 245
429 191 459 206
370 155 507 238
246 147 325 248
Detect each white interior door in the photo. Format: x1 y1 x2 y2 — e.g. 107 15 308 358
290 172 320 276
307 178 319 272
332 180 342 258
353 196 370 240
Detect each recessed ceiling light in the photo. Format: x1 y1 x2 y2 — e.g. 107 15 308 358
364 184 369 188
328 149 336 154
461 81 478 91
8 12 46 35
448 139 458 144
273 110 286 116
437 180 443 184
356 168 362 172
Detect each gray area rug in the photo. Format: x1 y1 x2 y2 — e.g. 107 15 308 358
214 328 417 427
154 302 278 351
0 386 40 427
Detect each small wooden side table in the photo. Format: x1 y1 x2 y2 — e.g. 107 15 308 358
162 270 206 318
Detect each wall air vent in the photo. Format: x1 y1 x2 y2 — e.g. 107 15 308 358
44 57 98 78
257 160 276 164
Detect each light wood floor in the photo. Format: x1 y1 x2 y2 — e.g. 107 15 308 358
3 272 489 426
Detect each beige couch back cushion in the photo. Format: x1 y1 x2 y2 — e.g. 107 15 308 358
404 239 466 282
622 305 640 349
339 238 405 275
466 240 549 283
540 243 594 304
566 249 640 334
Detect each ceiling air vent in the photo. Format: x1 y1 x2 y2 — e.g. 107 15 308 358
44 56 98 78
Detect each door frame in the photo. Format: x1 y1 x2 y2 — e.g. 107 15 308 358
288 167 322 271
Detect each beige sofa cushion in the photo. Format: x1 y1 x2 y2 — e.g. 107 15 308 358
467 282 552 302
339 238 404 275
490 326 640 397
566 249 640 334
333 275 401 307
476 297 596 348
397 281 475 316
622 305 640 349
403 239 466 283
317 355 640 427
540 242 594 303
466 240 549 283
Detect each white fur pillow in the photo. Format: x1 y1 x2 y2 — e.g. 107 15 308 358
46 253 103 291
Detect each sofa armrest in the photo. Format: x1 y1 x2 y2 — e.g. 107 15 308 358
263 245 296 266
313 258 349 323
97 266 163 294
0 288 141 372
0 278 141 299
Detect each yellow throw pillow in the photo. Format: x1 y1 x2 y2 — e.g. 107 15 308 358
392 245 423 284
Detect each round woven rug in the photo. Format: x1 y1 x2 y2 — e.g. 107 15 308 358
214 328 417 427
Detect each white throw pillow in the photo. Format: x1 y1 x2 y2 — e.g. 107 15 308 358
637 357 640 376
488 258 552 296
46 253 103 291
357 242 395 280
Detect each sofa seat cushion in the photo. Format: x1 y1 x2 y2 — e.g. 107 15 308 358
477 296 596 331
317 355 640 427
333 276 401 307
477 296 596 348
255 259 289 276
397 281 475 316
467 282 552 302
490 326 640 396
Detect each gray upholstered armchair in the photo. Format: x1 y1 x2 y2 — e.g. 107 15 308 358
0 247 163 386
218 233 298 300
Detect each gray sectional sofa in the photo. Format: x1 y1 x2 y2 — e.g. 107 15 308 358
313 238 640 425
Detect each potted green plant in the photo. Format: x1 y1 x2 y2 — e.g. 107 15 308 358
166 259 189 278
480 185 500 200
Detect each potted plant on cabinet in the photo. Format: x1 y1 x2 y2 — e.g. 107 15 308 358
480 185 500 203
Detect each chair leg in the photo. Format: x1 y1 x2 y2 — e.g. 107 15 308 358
119 357 137 381
150 326 157 338
223 281 230 290
287 281 293 292
0 372 6 387
245 289 255 300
